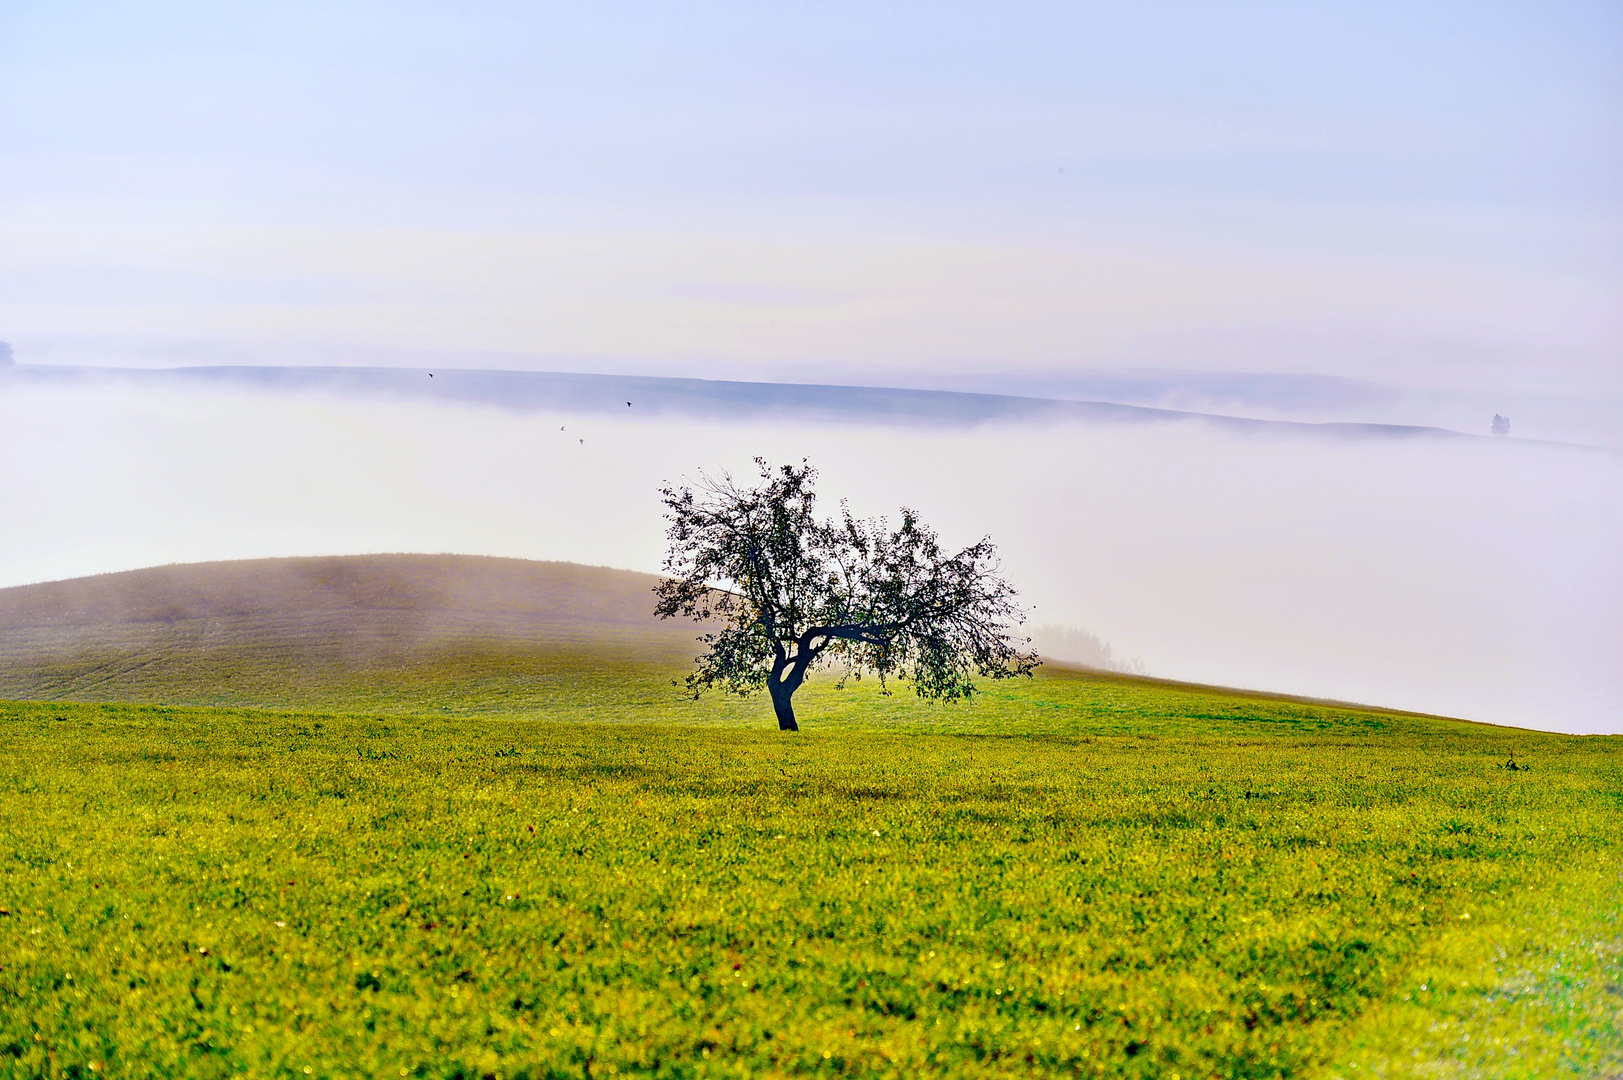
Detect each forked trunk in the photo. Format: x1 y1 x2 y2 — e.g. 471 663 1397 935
768 679 799 731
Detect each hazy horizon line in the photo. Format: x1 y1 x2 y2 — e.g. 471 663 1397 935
12 359 1588 449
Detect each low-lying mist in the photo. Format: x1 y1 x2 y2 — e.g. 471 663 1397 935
2 378 1617 733
1028 625 1145 675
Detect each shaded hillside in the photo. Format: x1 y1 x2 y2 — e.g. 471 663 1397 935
0 554 709 709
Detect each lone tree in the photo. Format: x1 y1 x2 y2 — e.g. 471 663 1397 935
654 458 1039 731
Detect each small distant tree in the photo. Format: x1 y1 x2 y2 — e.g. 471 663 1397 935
654 458 1039 731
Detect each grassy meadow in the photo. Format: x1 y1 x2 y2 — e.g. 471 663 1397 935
3 667 1621 1080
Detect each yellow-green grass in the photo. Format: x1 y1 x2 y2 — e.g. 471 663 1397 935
3 674 1619 1079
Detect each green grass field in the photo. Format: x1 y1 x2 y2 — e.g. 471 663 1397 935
4 662 1621 1080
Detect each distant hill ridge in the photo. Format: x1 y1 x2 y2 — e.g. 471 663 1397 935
10 364 1473 440
0 554 674 635
0 555 708 708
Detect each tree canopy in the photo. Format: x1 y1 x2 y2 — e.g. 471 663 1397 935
654 458 1039 730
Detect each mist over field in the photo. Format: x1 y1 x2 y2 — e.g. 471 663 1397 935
2 378 1616 734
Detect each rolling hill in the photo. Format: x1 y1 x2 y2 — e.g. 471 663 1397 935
0 554 710 712
0 552 1463 731
10 557 1615 1076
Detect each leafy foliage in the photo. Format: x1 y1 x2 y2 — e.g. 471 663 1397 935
655 459 1038 727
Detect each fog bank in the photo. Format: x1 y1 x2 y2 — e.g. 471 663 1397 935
1 381 1617 733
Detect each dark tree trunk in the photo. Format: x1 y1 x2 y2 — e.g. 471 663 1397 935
767 655 805 732
762 649 808 734
768 680 799 731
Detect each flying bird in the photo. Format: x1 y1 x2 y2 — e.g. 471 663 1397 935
626 401 633 407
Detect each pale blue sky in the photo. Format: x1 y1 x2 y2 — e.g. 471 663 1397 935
2 2 1620 433
3 5 1621 727
6 2 1619 208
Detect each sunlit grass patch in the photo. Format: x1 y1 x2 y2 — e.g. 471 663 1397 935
2 691 1617 1078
